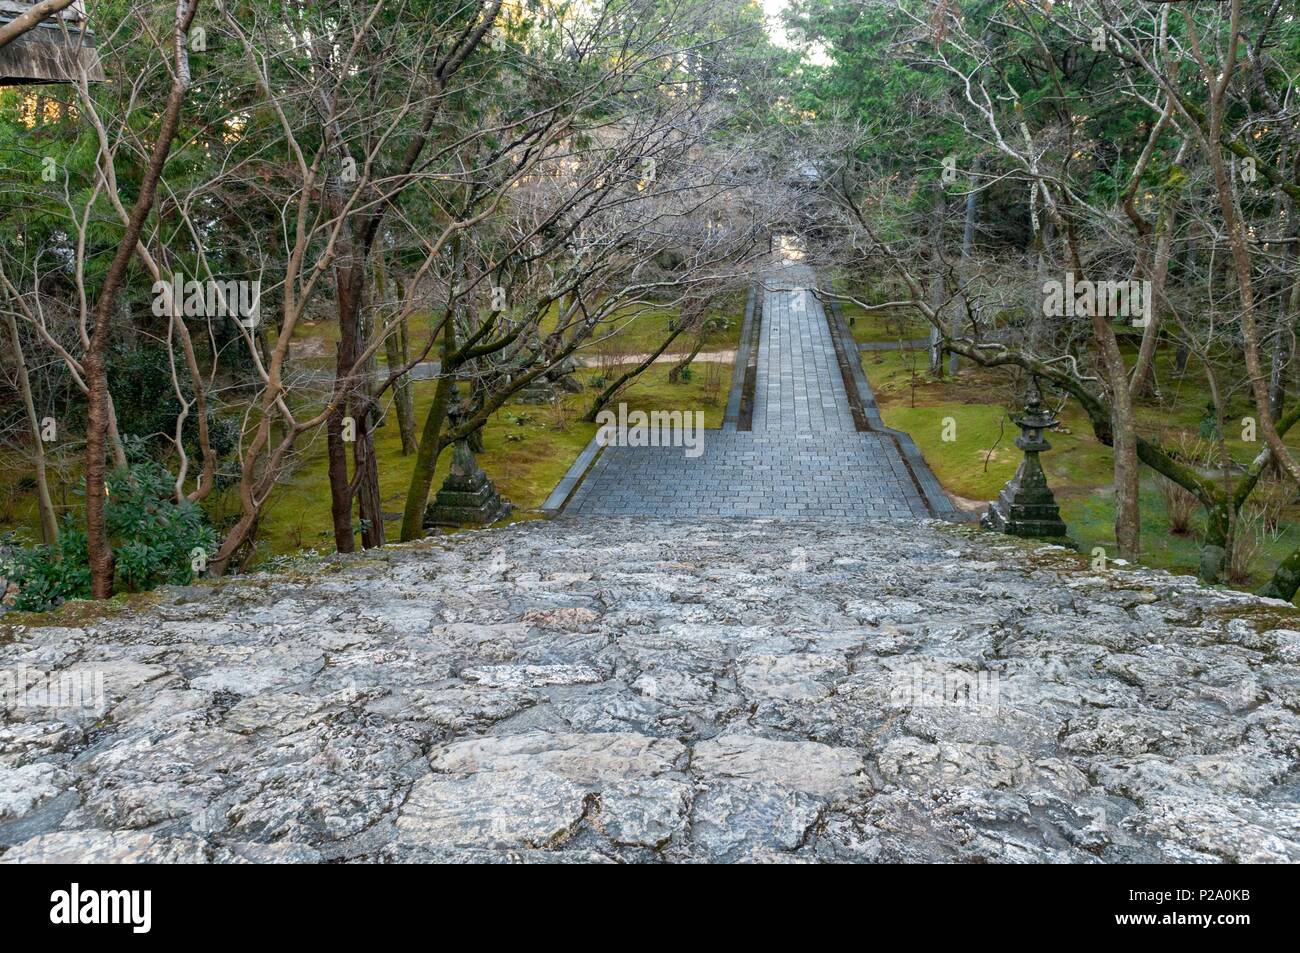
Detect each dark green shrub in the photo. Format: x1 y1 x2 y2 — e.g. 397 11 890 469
1 521 91 612
105 461 215 592
0 461 215 612
63 345 239 462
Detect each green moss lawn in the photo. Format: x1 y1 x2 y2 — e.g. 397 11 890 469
858 324 1300 591
2 295 739 566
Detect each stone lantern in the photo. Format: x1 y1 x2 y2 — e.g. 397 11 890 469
423 439 512 529
982 376 1070 540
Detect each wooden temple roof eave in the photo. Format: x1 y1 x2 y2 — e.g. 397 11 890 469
0 2 105 86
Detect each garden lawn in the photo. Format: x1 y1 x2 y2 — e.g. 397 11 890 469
839 300 933 344
861 336 1300 591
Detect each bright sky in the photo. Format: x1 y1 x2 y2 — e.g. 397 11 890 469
761 0 793 48
761 0 830 66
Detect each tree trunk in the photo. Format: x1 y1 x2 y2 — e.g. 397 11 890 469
397 316 416 451
83 1 199 597
354 394 385 548
584 323 687 422
1080 254 1141 559
668 332 706 383
1110 392 1142 561
400 314 458 541
326 287 356 556
1269 228 1300 419
375 262 417 455
1257 545 1300 602
1029 218 1054 354
212 506 258 577
951 156 979 376
1130 212 1178 399
5 311 58 544
1202 116 1300 488
1201 501 1231 584
353 276 384 548
1269 312 1290 420
325 258 377 551
384 318 418 455
325 404 354 553
927 186 946 377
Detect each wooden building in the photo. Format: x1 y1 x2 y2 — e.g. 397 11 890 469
0 1 105 86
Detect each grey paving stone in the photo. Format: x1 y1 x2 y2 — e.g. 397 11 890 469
569 263 929 520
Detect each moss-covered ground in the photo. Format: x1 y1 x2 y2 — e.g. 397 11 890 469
857 318 1300 592
2 298 740 567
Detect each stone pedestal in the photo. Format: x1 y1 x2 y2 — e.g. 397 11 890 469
983 378 1070 540
515 380 558 404
423 440 512 528
550 357 585 394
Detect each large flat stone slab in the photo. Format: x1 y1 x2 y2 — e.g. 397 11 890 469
1 517 1298 863
429 731 686 785
692 734 867 798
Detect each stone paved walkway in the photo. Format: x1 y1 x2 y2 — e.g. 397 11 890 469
3 519 1297 863
753 265 856 433
565 263 933 519
564 433 927 519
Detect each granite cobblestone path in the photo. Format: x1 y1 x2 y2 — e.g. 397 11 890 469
566 262 933 519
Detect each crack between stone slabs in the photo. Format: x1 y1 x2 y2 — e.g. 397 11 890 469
793 801 832 855
542 791 602 852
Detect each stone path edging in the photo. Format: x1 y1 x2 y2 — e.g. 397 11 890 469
540 435 603 516
722 280 759 432
823 296 970 522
